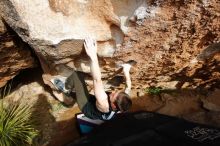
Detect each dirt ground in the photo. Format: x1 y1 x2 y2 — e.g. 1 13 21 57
3 67 220 146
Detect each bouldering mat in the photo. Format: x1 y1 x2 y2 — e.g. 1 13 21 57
76 113 104 135
68 111 220 146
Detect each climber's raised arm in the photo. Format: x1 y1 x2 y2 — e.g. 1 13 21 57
122 64 132 95
84 37 109 113
120 60 137 95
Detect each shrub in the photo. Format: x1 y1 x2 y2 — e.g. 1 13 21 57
145 87 162 95
0 102 38 146
0 83 38 146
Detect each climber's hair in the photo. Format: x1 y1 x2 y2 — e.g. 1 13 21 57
114 92 132 112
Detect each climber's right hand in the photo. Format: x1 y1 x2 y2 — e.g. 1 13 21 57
84 36 98 61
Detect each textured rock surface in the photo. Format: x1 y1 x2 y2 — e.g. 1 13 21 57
0 0 220 98
1 1 220 145
202 89 220 111
0 0 127 93
0 19 36 87
115 0 220 90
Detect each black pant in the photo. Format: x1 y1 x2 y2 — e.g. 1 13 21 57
65 71 90 110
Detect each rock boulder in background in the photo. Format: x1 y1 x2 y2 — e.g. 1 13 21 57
0 0 220 98
0 19 36 87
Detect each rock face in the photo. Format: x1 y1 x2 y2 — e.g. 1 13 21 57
0 0 220 97
0 19 36 87
115 0 220 90
0 0 126 92
202 89 220 112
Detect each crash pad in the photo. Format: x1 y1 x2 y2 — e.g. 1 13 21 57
69 111 220 146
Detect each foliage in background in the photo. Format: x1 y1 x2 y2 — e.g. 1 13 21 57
0 81 38 146
144 87 163 95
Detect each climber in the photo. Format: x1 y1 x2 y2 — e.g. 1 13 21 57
51 37 133 120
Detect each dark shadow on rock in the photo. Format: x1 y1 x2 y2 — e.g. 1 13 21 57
107 75 124 87
48 114 80 146
130 87 220 129
31 93 81 146
10 67 44 90
170 43 220 90
31 93 56 146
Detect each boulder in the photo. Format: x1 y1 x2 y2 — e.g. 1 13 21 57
202 89 220 112
1 0 220 102
0 0 148 102
0 18 36 87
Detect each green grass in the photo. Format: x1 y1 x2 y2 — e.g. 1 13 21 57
0 82 38 146
144 87 163 95
51 102 67 112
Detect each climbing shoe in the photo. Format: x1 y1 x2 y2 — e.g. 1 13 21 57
51 78 71 95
